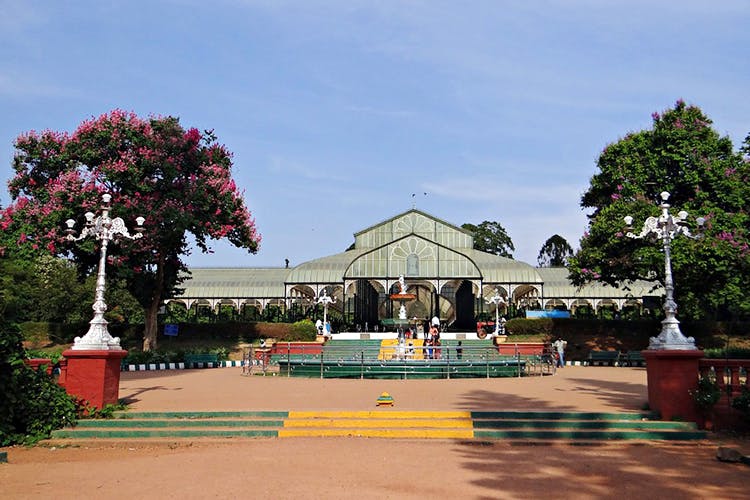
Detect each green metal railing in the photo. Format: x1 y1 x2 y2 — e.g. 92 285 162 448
253 342 556 379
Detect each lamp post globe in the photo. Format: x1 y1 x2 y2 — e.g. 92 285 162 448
317 289 335 336
486 289 506 336
623 191 703 350
65 193 145 350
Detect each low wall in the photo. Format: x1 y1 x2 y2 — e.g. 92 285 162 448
698 358 750 430
24 358 54 375
496 343 547 356
269 342 324 356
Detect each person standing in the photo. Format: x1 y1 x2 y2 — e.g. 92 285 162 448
553 337 566 368
428 323 438 342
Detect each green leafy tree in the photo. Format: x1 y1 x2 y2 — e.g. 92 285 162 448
569 100 750 319
23 255 92 323
537 234 574 267
0 256 35 323
461 221 515 258
0 254 141 325
1 110 261 350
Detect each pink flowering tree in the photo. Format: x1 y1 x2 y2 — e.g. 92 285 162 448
569 100 750 319
1 110 260 350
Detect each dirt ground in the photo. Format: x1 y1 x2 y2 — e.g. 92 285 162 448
2 367 749 499
121 365 650 413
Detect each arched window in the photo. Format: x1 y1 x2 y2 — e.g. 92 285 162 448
406 253 419 276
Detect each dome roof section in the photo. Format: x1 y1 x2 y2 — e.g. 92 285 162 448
464 249 543 283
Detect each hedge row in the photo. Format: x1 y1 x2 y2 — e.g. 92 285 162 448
21 318 746 354
19 319 318 347
506 318 748 343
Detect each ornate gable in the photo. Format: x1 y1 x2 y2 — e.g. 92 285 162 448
353 209 473 250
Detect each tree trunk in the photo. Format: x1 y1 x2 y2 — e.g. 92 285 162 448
142 299 160 351
142 254 166 352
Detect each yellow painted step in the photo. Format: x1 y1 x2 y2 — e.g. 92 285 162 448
377 339 426 360
288 410 471 419
284 418 473 429
279 428 475 439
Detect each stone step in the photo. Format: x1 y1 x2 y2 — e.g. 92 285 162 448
110 410 288 419
52 428 280 439
473 429 707 441
472 419 697 431
73 419 286 428
471 411 658 420
48 410 708 442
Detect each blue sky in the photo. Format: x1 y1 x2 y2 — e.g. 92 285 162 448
1 1 748 267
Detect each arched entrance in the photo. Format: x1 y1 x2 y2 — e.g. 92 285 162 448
350 279 380 331
453 280 476 330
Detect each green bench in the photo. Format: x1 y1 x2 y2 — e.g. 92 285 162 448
184 353 219 368
623 350 646 367
587 350 621 366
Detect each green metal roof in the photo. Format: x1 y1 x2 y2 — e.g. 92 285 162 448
178 268 290 298
535 267 661 299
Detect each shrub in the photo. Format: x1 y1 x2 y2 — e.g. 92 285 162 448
691 375 721 413
702 347 750 359
505 318 553 336
24 349 64 364
287 319 317 341
122 346 231 365
0 321 76 446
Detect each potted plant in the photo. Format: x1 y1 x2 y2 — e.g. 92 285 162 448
691 375 721 430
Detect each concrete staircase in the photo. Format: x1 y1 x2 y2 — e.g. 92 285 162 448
49 410 706 443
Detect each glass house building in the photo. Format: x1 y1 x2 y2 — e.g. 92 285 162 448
166 209 658 329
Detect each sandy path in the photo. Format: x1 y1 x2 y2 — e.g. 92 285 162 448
117 366 649 412
2 366 748 499
2 439 745 499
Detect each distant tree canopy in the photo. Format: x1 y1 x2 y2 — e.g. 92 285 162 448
1 110 261 350
538 234 573 267
461 221 515 258
569 100 750 320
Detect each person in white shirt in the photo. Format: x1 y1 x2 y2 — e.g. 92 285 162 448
553 337 567 368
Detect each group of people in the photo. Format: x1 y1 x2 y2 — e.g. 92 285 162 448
397 316 446 360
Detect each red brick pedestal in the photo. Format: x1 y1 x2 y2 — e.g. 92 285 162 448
61 349 128 410
642 349 703 422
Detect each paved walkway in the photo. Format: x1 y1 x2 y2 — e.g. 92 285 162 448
119 365 649 412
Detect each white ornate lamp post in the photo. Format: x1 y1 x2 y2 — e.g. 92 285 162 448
317 289 335 335
624 191 704 350
486 289 507 336
65 193 144 350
